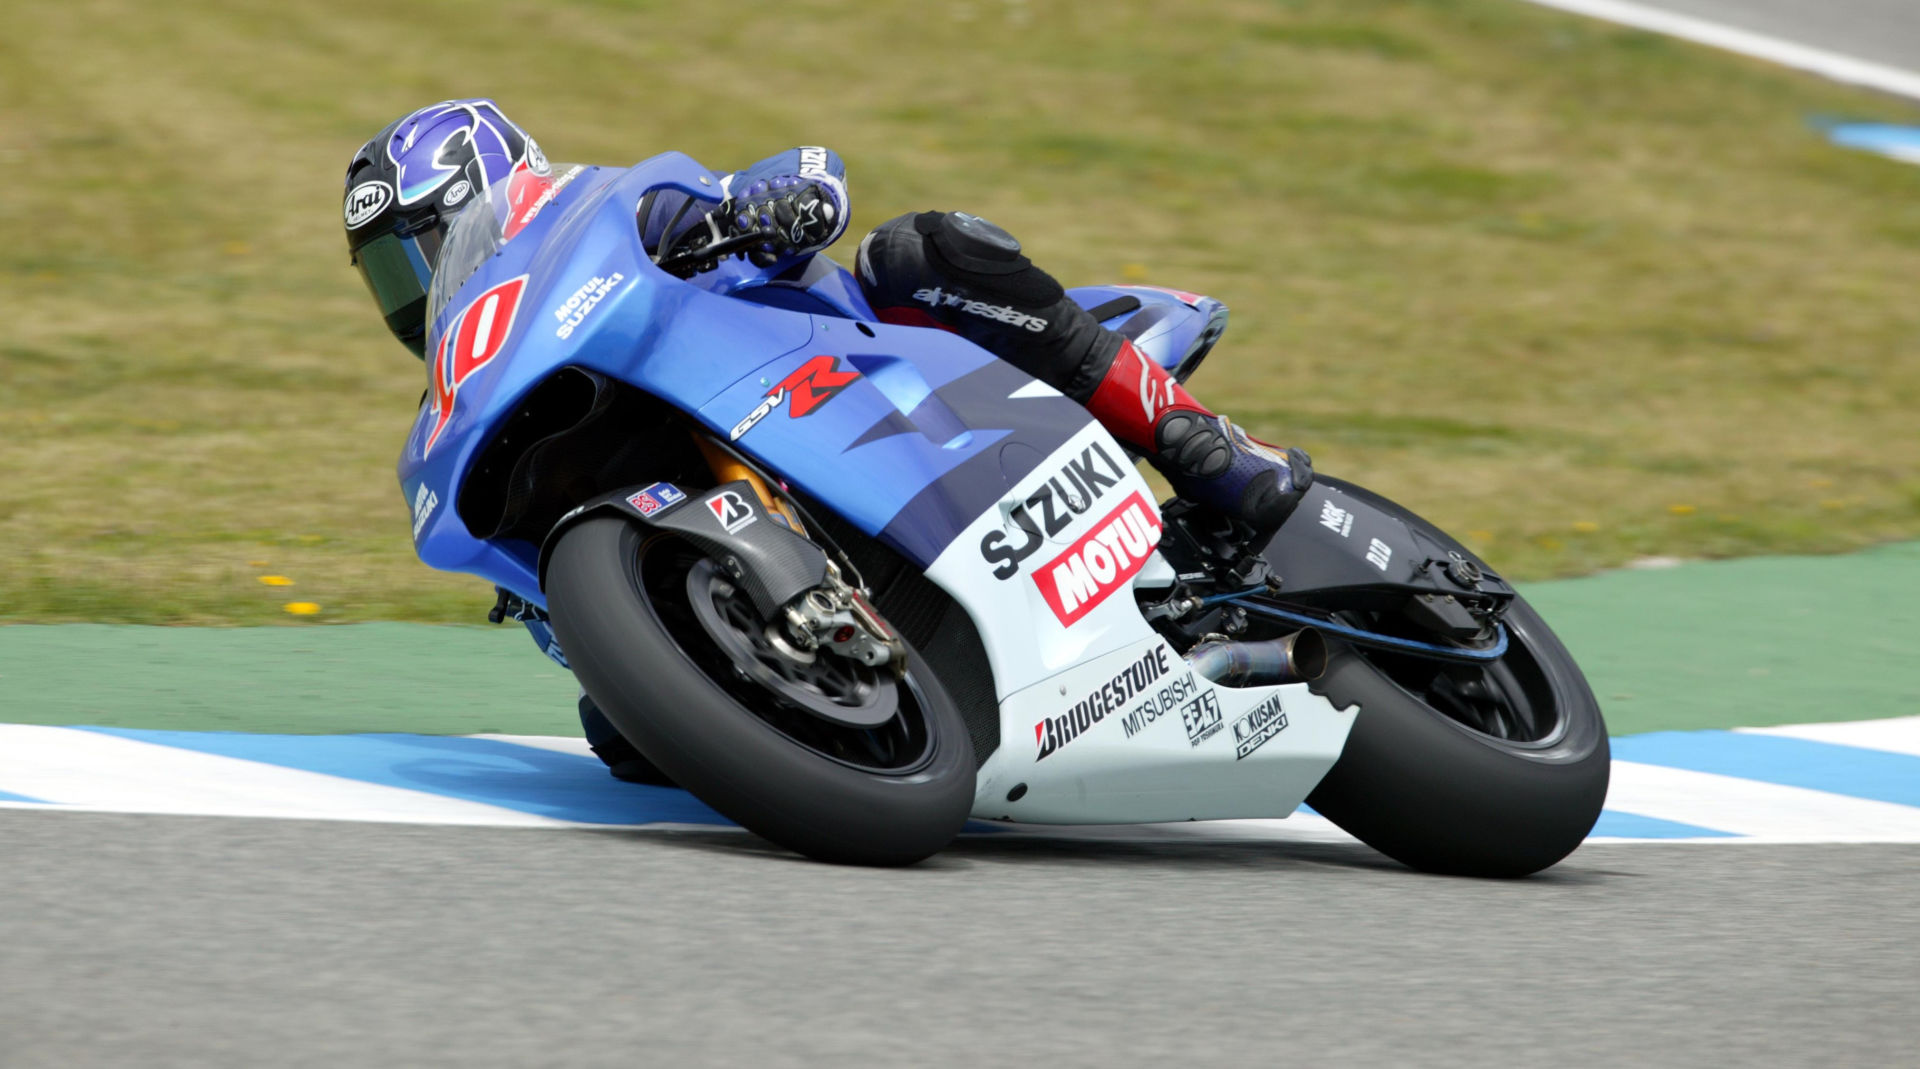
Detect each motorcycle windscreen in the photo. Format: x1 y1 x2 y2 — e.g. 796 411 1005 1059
425 161 586 344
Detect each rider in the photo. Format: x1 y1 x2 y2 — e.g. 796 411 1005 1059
345 99 1312 780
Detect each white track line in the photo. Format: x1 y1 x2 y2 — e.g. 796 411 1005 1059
0 725 564 827
9 727 1920 842
1606 759 1920 843
1739 715 1920 759
1519 0 1920 99
470 733 598 758
480 733 1369 842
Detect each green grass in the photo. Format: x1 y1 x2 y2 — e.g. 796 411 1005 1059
4 0 1919 624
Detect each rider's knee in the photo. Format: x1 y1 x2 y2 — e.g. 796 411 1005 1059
856 210 1066 314
856 211 1118 396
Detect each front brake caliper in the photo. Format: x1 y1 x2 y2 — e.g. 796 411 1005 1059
782 562 907 673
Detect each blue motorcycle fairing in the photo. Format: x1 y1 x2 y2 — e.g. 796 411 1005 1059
700 332 1093 565
399 151 1095 608
728 253 879 321
1070 284 1229 384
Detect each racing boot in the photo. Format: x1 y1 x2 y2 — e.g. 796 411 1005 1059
1082 332 1314 539
857 210 1312 536
500 592 678 787
579 692 676 787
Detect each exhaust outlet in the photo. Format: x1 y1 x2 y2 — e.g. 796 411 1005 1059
1186 628 1328 687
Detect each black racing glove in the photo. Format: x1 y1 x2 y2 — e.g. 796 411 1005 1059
656 178 843 277
719 178 842 267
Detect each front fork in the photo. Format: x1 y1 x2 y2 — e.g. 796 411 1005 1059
691 431 905 672
693 433 808 534
497 432 806 670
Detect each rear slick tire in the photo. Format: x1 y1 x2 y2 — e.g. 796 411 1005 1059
1305 595 1610 878
1289 477 1608 878
545 516 975 866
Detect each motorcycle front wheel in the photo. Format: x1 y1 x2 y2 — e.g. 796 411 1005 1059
545 516 976 865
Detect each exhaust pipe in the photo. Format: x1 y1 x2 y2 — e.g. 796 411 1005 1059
1187 628 1327 687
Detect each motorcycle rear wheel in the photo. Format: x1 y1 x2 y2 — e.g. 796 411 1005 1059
1293 481 1610 877
546 516 975 865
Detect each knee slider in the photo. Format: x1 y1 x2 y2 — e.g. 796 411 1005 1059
915 211 1065 309
859 209 1110 396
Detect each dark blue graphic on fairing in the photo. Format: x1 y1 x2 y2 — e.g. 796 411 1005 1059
694 324 1091 567
398 151 1102 608
874 360 1088 565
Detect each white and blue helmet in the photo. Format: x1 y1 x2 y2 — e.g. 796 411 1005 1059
343 99 548 356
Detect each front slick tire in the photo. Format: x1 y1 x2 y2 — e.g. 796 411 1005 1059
545 517 975 866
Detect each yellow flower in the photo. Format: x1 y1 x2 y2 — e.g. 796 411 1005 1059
283 602 321 615
258 575 294 586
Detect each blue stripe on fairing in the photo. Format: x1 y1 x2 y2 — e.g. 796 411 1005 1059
1588 810 1739 840
877 358 1092 565
76 728 732 826
1612 731 1920 809
0 788 49 804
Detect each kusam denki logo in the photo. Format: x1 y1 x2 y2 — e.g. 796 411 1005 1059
424 275 528 457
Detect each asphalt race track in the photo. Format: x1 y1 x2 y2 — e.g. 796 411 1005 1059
3 717 1917 1066
4 811 1915 1068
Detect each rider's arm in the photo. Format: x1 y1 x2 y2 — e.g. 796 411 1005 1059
640 146 849 276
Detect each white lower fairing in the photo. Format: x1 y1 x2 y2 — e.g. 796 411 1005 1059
919 423 1357 825
981 651 1356 825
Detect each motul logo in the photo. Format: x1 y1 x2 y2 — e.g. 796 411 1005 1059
1031 491 1163 627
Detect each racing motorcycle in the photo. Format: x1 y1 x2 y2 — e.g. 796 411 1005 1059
401 153 1609 876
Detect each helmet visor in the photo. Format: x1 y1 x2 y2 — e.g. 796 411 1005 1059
352 226 446 355
353 227 440 318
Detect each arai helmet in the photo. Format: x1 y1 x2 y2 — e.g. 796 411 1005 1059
343 99 548 357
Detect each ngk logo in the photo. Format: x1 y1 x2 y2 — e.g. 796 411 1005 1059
1031 491 1163 627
